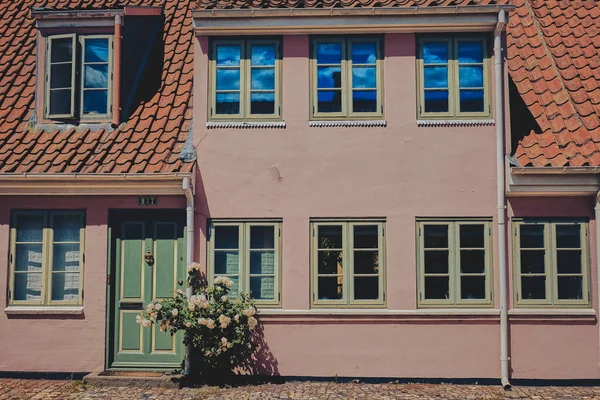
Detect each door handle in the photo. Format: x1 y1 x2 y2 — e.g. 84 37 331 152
120 302 143 310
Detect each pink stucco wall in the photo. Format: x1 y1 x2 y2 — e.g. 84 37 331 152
191 32 506 379
0 196 185 372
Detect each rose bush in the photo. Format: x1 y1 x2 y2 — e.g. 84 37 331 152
136 262 258 373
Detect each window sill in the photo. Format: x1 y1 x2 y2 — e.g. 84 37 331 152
206 121 286 129
309 120 386 128
508 308 596 316
417 119 495 127
4 306 84 315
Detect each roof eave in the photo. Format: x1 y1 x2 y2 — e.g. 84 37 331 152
193 5 514 35
0 172 193 196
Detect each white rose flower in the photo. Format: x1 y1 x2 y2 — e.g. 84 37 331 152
146 303 155 312
234 314 239 322
141 319 152 329
221 337 228 343
206 319 215 329
221 295 228 302
248 316 258 330
185 321 192 328
171 308 179 317
155 303 162 311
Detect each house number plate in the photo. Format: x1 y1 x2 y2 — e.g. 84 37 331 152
138 196 158 206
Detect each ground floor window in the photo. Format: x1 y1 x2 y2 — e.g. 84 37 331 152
417 218 492 307
9 210 85 306
513 219 590 307
208 220 281 306
310 219 385 307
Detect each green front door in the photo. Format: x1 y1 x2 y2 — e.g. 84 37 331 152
109 212 185 369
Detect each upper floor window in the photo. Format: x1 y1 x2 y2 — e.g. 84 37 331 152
417 36 490 119
311 37 383 120
209 39 281 121
45 34 113 120
311 220 385 307
9 211 85 306
417 219 492 307
208 220 281 307
513 220 590 307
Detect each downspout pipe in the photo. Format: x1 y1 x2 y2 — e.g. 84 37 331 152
595 193 600 369
183 177 194 376
112 14 122 127
494 9 511 390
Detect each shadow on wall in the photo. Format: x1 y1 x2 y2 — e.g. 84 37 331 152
239 323 280 377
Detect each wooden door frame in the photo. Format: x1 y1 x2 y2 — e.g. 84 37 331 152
105 209 186 370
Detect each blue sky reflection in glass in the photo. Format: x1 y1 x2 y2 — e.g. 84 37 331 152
351 42 377 113
215 45 242 115
423 42 449 113
458 41 484 112
250 44 276 115
316 43 343 113
83 38 109 115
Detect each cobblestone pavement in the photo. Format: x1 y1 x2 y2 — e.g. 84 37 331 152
2 379 600 400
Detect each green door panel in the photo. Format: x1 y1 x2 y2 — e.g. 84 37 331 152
109 212 186 369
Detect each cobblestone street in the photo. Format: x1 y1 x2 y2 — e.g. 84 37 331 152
2 379 600 400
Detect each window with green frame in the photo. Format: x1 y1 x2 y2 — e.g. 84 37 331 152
311 37 383 120
45 34 113 120
417 35 490 119
513 220 590 307
208 220 281 306
210 39 281 121
8 211 85 306
417 219 492 307
311 220 385 307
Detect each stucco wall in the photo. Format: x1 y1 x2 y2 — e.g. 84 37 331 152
191 32 506 378
0 196 185 372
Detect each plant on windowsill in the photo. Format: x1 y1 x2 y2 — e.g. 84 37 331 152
136 262 258 380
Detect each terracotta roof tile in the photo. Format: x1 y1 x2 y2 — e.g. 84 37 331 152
509 0 600 167
0 0 195 174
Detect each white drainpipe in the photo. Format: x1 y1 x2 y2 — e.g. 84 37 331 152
183 177 195 376
595 193 600 367
494 9 511 390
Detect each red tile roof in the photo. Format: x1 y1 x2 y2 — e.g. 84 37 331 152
0 0 194 174
508 0 600 167
195 0 509 9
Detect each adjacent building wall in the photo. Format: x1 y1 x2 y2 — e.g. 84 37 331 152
0 195 185 372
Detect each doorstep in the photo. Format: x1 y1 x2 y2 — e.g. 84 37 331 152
83 370 182 388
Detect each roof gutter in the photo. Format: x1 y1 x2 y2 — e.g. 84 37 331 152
192 4 514 18
0 173 193 196
193 4 514 35
512 166 600 175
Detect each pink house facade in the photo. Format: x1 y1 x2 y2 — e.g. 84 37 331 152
1 0 600 384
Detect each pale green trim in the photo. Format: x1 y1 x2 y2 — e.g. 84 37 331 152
416 35 491 120
79 35 114 121
416 219 493 308
45 34 76 119
310 36 384 121
512 219 591 307
207 220 282 307
209 39 282 121
9 210 84 307
310 220 386 308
